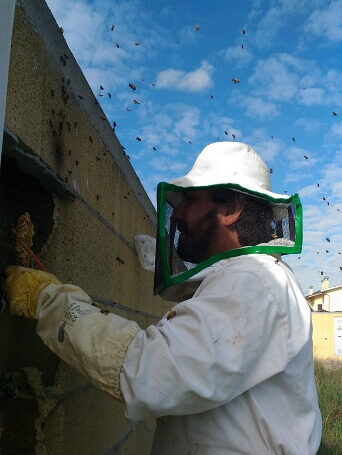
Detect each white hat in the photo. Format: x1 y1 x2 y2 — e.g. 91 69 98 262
169 141 289 202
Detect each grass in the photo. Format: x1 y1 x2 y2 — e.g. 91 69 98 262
315 360 342 455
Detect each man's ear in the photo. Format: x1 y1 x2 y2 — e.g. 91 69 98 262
218 208 242 228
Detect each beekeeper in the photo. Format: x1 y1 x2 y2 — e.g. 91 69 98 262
4 142 322 455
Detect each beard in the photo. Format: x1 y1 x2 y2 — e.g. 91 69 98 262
176 207 218 264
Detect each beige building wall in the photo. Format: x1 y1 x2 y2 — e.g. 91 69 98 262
0 1 171 454
312 313 342 360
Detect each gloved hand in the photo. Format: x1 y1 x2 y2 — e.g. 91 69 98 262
3 266 61 319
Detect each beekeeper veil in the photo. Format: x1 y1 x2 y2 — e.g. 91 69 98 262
154 142 302 301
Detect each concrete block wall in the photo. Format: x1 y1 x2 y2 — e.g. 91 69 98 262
0 1 171 453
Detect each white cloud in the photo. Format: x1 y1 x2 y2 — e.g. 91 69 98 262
223 45 253 67
156 61 214 92
286 146 319 169
46 0 174 93
324 121 342 144
297 87 327 106
332 181 342 197
243 96 279 119
245 129 282 163
248 53 328 107
134 103 202 161
298 184 320 199
202 114 240 142
150 157 187 173
295 117 324 133
252 0 317 48
248 55 299 101
305 1 342 42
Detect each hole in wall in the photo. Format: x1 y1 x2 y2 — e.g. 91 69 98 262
0 155 55 273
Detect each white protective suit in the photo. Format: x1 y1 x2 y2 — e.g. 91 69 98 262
35 253 322 455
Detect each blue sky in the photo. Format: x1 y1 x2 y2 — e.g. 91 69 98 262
46 0 342 293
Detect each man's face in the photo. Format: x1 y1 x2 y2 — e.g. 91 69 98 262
171 190 219 263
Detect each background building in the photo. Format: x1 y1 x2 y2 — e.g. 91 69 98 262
306 277 342 361
306 277 342 312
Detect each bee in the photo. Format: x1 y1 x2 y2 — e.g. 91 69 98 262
78 95 84 100
232 78 240 84
136 137 142 141
108 92 112 98
133 99 140 104
304 155 308 160
195 25 200 31
100 85 104 90
153 146 157 151
116 43 120 48
115 256 125 265
232 134 236 139
242 29 246 34
111 25 114 31
332 111 337 116
326 238 331 242
89 136 93 143
269 168 273 174
100 309 110 315
134 42 140 46
291 137 295 142
129 83 136 91
167 310 176 320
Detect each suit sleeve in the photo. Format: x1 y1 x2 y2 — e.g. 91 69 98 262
35 283 141 400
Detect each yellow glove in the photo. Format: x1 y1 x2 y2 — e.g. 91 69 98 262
4 266 61 319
